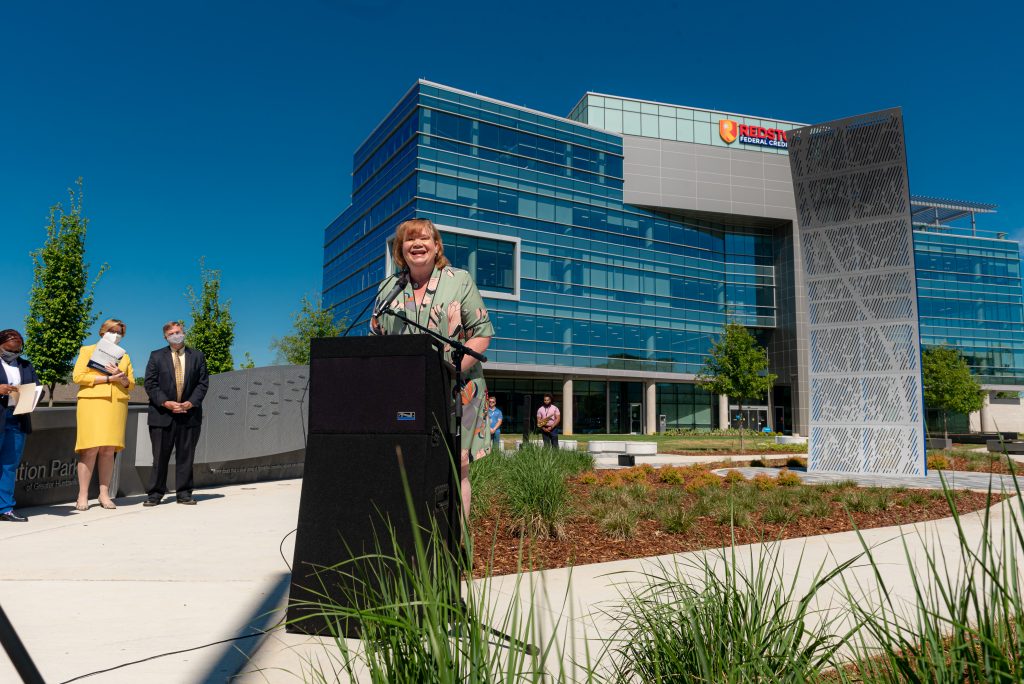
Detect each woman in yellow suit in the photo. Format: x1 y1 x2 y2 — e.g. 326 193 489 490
72 318 134 511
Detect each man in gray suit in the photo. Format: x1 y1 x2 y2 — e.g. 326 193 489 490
143 321 209 506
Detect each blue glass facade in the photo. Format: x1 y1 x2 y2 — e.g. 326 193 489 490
322 80 1024 434
914 229 1024 385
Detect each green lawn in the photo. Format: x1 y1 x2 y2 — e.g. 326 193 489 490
560 432 803 453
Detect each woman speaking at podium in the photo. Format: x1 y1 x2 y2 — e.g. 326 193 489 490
371 218 493 519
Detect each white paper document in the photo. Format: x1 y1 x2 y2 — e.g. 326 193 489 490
88 339 126 374
12 383 44 415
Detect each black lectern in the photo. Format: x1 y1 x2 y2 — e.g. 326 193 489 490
286 335 458 636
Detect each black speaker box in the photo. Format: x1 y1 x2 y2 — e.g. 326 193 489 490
287 335 458 636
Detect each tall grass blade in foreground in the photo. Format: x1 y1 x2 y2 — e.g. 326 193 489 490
287 447 589 683
602 499 863 683
840 460 1024 682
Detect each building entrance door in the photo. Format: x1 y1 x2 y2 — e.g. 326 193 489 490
629 403 643 434
730 405 769 431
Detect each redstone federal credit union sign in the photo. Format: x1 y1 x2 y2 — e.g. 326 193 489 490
719 119 788 149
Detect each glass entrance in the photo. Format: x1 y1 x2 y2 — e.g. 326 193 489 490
730 405 769 431
629 403 643 434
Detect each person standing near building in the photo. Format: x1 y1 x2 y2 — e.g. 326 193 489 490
487 396 503 451
143 321 209 506
371 218 494 520
536 393 561 449
0 330 36 522
71 318 135 511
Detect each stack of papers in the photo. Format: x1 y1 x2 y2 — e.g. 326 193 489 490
11 383 44 415
88 339 126 374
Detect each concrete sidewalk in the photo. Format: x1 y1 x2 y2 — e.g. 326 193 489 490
2 477 1021 683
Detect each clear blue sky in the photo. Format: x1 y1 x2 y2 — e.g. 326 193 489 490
3 1 1021 367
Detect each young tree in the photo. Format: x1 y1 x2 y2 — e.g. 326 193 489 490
238 352 256 369
270 294 347 365
185 259 235 374
922 346 984 439
695 322 777 452
24 179 107 405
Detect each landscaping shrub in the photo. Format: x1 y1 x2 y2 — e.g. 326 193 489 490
785 457 807 469
753 473 777 490
927 454 950 470
723 469 747 484
577 471 598 485
685 472 723 492
750 458 766 467
621 467 648 484
776 469 802 487
658 466 686 485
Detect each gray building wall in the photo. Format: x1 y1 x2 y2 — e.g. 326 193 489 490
620 135 811 434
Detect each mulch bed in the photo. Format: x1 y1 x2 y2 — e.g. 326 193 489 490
933 452 1020 476
469 473 1004 578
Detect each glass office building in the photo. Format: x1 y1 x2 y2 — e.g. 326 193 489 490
322 80 1024 435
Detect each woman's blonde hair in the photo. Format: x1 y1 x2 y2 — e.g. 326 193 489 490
99 318 126 336
392 218 450 271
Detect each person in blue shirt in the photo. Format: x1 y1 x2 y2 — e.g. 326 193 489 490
487 396 503 451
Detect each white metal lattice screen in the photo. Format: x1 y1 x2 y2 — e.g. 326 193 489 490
788 109 925 476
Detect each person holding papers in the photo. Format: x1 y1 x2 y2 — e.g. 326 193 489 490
0 329 38 522
71 318 134 511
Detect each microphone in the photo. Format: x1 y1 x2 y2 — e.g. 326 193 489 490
373 269 410 319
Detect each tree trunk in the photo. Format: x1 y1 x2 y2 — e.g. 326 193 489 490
943 411 948 441
47 383 56 407
738 401 745 454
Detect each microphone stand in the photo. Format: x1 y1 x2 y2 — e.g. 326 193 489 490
377 307 539 657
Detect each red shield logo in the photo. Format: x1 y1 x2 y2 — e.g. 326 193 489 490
719 119 738 144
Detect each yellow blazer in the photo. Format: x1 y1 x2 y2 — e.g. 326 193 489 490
73 344 136 400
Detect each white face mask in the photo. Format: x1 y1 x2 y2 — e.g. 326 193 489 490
167 333 185 345
103 332 123 345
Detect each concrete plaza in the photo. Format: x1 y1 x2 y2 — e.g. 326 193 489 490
1 475 1021 683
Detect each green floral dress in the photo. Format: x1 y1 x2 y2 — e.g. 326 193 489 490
373 266 495 461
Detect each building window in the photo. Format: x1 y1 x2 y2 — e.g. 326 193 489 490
386 223 520 301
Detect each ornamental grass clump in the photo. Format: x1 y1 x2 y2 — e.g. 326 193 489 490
502 445 588 539
842 465 1024 683
753 473 777 490
605 541 858 683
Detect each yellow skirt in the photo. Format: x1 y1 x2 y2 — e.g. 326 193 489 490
75 397 129 453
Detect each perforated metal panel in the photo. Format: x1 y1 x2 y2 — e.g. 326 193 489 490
788 109 925 476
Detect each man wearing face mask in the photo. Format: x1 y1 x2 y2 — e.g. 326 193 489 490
143 321 209 506
71 318 135 511
0 329 37 522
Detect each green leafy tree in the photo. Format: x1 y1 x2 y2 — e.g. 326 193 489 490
185 259 234 374
270 294 347 365
24 179 107 405
238 352 256 369
695 322 777 452
922 346 984 439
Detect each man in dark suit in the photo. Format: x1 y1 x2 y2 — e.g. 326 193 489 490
143 321 209 506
